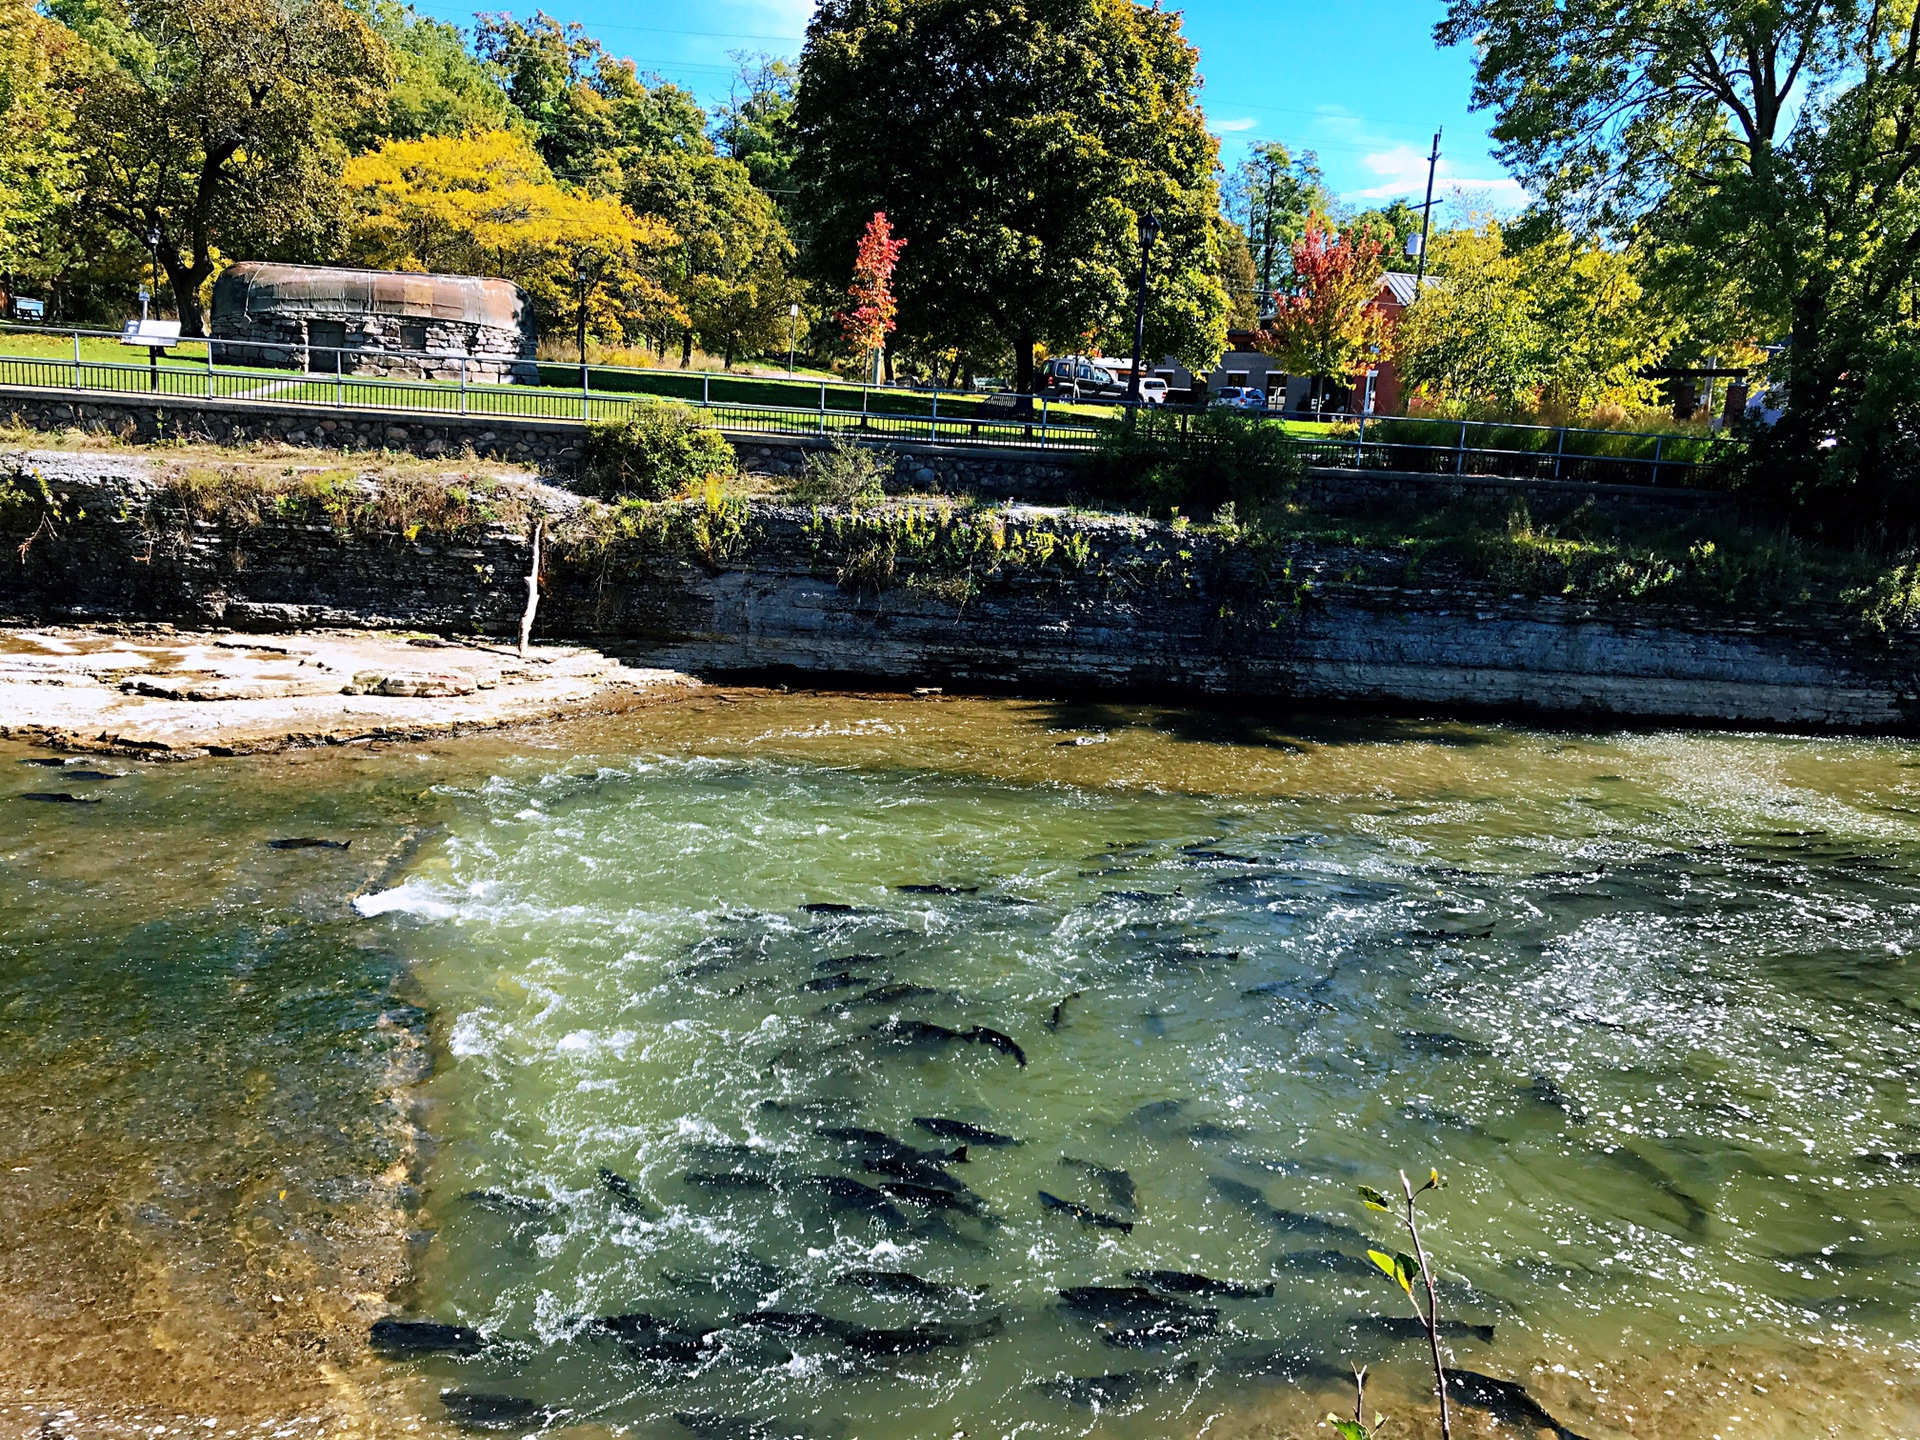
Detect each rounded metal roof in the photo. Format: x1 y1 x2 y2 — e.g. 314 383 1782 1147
211 262 530 331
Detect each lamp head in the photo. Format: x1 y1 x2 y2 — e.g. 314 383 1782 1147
1138 213 1160 248
789 302 801 317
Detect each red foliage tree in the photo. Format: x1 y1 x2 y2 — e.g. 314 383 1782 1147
839 211 907 362
1259 220 1389 400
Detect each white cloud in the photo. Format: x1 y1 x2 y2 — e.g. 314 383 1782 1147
1352 144 1527 207
1213 117 1258 133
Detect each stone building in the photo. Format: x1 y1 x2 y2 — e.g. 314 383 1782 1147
210 262 537 383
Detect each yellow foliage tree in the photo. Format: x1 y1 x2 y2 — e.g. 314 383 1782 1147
0 0 71 278
340 128 682 343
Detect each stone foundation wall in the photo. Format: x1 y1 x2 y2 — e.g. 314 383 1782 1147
212 318 535 384
0 453 1910 731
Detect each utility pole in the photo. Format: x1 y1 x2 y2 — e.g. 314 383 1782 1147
1413 129 1442 295
1259 149 1278 301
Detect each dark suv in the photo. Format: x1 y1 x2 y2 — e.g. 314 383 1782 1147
1039 356 1129 400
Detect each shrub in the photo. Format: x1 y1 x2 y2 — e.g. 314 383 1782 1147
578 402 735 501
1084 408 1305 516
786 436 892 505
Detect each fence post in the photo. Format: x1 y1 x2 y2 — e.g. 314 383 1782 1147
1041 395 1050 443
930 386 938 442
206 337 215 399
1651 435 1664 486
72 328 80 388
1456 420 1467 475
861 383 870 430
582 360 590 422
702 372 710 408
336 356 343 410
1357 410 1367 468
459 356 467 415
1552 424 1566 480
819 380 827 435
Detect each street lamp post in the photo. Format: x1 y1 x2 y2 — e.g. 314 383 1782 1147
1126 212 1160 424
788 301 800 377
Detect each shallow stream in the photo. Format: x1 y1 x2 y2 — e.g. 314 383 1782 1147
6 694 1920 1438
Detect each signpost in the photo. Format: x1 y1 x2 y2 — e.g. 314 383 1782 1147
122 318 182 392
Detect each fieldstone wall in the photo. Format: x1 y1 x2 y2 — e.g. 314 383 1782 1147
1 452 1912 731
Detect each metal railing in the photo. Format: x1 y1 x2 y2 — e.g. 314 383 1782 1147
0 322 1730 485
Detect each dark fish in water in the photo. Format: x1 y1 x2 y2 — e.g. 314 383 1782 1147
369 1317 485 1356
1036 1360 1199 1408
1355 1315 1496 1345
438 1392 548 1431
807 1175 908 1227
1207 1176 1371 1247
1448 1370 1595 1440
588 1312 712 1362
731 1309 857 1339
1131 1099 1187 1125
833 1269 987 1302
803 902 858 914
21 792 101 804
461 1188 564 1218
1530 1073 1591 1124
871 1018 968 1048
1058 1286 1213 1323
817 1125 960 1163
964 1025 1027 1065
1187 1122 1246 1141
1274 1248 1377 1278
1102 889 1174 902
819 953 886 971
1859 1150 1920 1168
1596 1143 1712 1234
1061 1157 1135 1210
61 769 121 781
1185 850 1262 864
1039 1190 1134 1232
879 1179 985 1214
1097 1315 1218 1347
860 1150 970 1190
685 1171 776 1191
266 836 349 849
841 983 942 1009
896 884 978 895
1045 991 1082 1031
598 1166 650 1214
20 756 68 766
914 1117 1021 1146
1128 1268 1272 1299
843 1315 1004 1356
1220 1349 1352 1383
1401 1030 1496 1059
801 971 874 993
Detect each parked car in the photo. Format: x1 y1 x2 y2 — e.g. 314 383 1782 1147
1138 376 1169 406
1040 356 1128 400
1209 385 1267 411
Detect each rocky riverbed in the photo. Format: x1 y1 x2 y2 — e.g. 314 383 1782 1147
0 626 697 756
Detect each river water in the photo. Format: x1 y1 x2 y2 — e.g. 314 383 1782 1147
5 693 1920 1439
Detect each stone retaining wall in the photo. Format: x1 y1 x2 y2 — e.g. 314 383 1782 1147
0 452 1910 731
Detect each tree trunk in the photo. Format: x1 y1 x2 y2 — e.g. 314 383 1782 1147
518 519 544 660
158 249 211 337
723 335 736 369
681 329 694 368
1014 334 1035 396
883 348 895 386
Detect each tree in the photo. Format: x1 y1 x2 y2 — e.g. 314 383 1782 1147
1259 220 1389 407
624 148 797 365
51 0 388 335
1221 141 1327 297
0 0 73 282
1435 0 1920 532
1394 216 1666 416
473 12 704 196
712 51 796 199
1218 221 1261 331
345 2 519 149
1345 199 1423 266
340 128 681 343
839 211 904 376
791 0 1230 394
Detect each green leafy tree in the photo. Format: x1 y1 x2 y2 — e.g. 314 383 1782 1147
1345 198 1423 266
1436 0 1920 533
1221 140 1328 296
474 12 704 195
0 0 74 282
791 0 1230 393
1217 220 1261 331
52 0 388 334
1395 216 1666 417
712 51 797 199
345 1 519 148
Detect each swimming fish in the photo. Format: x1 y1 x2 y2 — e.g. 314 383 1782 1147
832 1269 987 1302
1207 1176 1371 1247
684 1171 776 1191
672 1413 807 1440
1354 1315 1496 1345
460 1188 564 1218
914 1117 1021 1146
1058 1286 1212 1322
730 1310 857 1339
1045 991 1082 1031
1128 1268 1272 1299
1039 1192 1134 1233
879 1179 986 1214
598 1166 650 1214
368 1317 485 1356
1447 1370 1595 1440
1035 1360 1199 1408
806 1175 908 1227
801 971 875 993
1401 1030 1496 1059
589 1312 713 1362
842 1315 1003 1356
266 837 349 849
20 792 101 804
896 884 978 895
1061 1157 1135 1210
965 1026 1027 1066
1529 1073 1591 1124
802 902 858 914
817 1126 966 1165
438 1392 548 1431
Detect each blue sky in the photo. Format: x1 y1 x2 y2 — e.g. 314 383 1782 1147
405 0 1525 211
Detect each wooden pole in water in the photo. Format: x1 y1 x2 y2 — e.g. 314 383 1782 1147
518 518 544 660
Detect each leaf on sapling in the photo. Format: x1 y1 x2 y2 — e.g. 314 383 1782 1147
1325 1420 1372 1440
1423 1167 1443 1191
1358 1184 1393 1212
1368 1248 1416 1297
